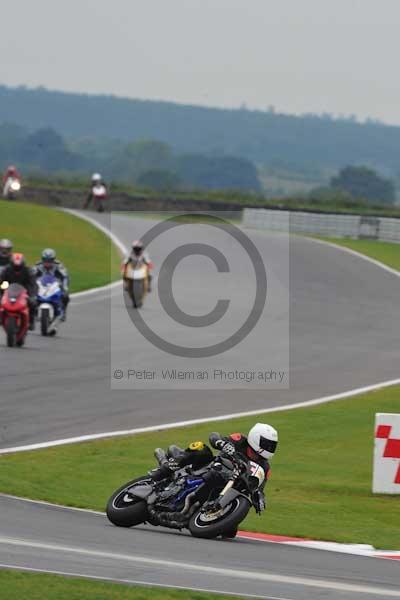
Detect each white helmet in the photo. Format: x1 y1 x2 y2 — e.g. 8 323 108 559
92 173 102 183
248 423 278 459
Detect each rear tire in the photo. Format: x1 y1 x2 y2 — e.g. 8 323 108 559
106 476 151 527
6 316 17 347
40 308 50 336
189 496 250 539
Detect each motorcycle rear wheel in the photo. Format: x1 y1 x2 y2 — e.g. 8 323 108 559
106 476 150 527
189 496 250 539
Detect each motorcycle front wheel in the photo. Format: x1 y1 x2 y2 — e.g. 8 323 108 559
131 280 145 308
41 308 50 336
106 476 151 527
6 316 17 347
189 496 250 539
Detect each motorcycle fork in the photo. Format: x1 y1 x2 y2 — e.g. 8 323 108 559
219 479 234 497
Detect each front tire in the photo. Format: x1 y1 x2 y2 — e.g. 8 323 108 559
132 280 144 308
106 476 150 528
189 496 250 539
41 309 50 336
6 316 17 347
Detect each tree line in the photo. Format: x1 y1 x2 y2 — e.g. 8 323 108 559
0 123 261 192
2 85 400 173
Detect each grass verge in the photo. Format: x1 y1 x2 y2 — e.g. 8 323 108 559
0 570 241 600
315 237 400 272
0 201 121 292
0 386 399 549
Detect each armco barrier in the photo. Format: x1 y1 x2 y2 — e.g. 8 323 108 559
242 208 400 243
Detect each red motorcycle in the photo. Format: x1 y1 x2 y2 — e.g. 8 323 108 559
0 282 29 347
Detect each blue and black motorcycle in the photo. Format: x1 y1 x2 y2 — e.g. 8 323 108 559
106 445 265 539
36 274 64 336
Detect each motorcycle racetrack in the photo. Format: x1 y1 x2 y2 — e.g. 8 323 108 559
0 211 399 599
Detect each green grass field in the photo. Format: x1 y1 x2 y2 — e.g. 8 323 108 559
0 202 121 292
1 385 399 549
316 237 400 272
0 570 240 600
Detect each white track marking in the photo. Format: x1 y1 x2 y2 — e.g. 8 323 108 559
1 378 399 455
62 209 128 256
303 236 400 278
1 494 399 560
0 537 399 597
0 493 104 516
0 564 290 600
60 209 128 301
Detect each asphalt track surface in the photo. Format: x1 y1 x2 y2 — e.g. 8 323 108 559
0 495 399 599
0 212 399 448
0 212 399 599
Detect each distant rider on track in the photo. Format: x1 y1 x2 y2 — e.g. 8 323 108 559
34 249 70 321
122 240 154 292
83 173 108 210
2 165 21 197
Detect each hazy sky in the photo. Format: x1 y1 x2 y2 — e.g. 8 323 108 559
1 0 399 123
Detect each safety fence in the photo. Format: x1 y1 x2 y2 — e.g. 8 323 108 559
242 208 400 243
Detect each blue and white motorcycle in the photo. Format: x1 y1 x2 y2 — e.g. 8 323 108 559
36 274 64 336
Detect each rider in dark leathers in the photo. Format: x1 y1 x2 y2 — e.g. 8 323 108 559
0 253 37 330
0 239 13 274
34 249 70 321
148 424 278 534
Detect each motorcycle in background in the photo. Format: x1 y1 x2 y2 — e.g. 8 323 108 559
3 177 22 200
92 183 107 212
123 259 149 308
36 274 64 336
0 281 29 347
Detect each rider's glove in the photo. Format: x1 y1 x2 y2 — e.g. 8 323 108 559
254 490 266 512
215 440 235 456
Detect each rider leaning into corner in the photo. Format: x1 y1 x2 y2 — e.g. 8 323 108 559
122 239 154 292
0 253 37 330
83 173 108 209
148 423 278 537
33 248 70 321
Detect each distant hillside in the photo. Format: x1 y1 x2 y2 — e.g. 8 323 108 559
1 85 400 173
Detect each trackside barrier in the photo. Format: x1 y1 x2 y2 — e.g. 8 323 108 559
242 208 400 243
373 413 400 494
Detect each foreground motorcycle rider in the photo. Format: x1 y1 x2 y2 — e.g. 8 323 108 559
148 423 278 536
122 240 153 292
0 239 13 274
0 253 37 330
34 249 70 321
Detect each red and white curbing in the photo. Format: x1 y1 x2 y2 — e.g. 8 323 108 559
237 530 400 561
